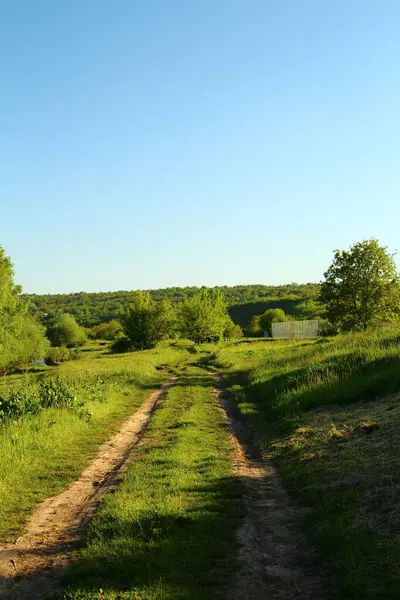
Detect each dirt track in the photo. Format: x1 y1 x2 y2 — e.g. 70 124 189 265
0 378 176 600
0 371 335 600
213 374 335 600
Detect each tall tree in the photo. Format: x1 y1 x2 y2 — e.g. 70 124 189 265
178 290 229 343
319 239 400 331
259 308 288 336
46 313 87 347
121 292 175 350
0 246 49 372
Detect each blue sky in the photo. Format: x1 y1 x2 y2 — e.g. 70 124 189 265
1 0 399 293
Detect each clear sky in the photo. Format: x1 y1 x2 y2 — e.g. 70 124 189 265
1 0 399 294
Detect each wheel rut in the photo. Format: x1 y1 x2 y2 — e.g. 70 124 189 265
212 373 336 600
0 377 176 600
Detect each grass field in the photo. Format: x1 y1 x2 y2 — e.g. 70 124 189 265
2 328 400 598
58 366 242 600
0 341 190 542
209 325 400 598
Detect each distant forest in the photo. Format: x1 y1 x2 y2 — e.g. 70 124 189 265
26 283 321 329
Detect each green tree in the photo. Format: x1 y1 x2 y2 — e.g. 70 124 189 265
91 320 123 340
0 246 50 372
46 313 87 348
224 318 243 340
296 298 324 319
259 308 288 336
247 315 262 336
121 292 175 350
319 239 400 331
178 290 230 343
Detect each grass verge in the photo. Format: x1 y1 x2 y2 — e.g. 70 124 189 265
58 367 243 600
209 325 400 599
0 343 188 543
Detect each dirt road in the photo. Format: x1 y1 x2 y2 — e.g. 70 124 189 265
0 370 335 600
0 378 176 600
213 374 335 600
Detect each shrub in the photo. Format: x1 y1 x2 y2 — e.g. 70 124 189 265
224 319 243 340
46 313 87 348
121 293 176 350
0 389 41 420
0 378 81 422
110 336 132 354
90 320 123 340
247 315 263 337
259 308 289 336
178 290 229 343
45 346 78 366
39 378 81 410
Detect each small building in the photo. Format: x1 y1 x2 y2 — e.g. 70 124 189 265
270 319 320 339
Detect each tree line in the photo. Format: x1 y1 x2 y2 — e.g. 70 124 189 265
1 238 399 372
25 283 320 327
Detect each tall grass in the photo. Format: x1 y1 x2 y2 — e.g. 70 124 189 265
58 367 242 600
211 324 400 598
212 325 400 430
0 342 190 542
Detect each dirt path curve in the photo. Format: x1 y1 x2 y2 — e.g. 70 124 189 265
0 377 176 600
212 374 336 600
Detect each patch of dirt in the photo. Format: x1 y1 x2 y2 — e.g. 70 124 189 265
212 374 336 600
0 378 176 600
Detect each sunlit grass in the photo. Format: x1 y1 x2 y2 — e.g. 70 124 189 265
0 342 190 543
59 366 242 599
211 324 400 598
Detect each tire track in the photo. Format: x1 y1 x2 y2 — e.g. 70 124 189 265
0 377 176 600
212 373 336 600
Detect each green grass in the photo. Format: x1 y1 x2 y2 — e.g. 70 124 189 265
0 342 190 543
58 366 243 600
209 324 400 598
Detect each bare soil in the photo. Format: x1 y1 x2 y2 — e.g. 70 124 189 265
0 378 176 600
213 374 336 600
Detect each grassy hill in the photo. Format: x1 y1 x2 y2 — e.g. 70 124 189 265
210 324 400 598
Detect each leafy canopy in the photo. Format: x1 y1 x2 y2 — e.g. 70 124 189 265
121 292 176 350
259 308 289 336
178 289 230 343
319 239 400 331
46 313 87 348
247 315 262 336
90 320 122 340
0 246 49 372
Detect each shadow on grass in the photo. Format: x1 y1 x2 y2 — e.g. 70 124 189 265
268 415 400 599
224 353 400 434
1 476 243 600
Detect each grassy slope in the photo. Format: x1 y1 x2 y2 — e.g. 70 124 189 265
0 342 189 543
211 327 400 599
58 366 242 600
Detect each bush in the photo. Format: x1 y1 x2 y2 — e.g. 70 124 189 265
178 290 229 343
224 319 243 340
46 313 87 348
121 293 176 350
0 389 41 420
247 315 262 337
90 320 123 341
45 346 78 366
259 308 289 336
39 378 81 410
110 336 133 354
0 378 81 422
